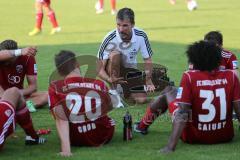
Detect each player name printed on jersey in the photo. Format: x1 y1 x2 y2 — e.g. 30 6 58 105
78 123 96 133
198 121 226 131
196 78 228 86
62 82 102 92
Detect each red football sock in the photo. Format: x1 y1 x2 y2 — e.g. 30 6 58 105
35 12 43 29
47 11 58 28
99 0 104 9
138 106 160 130
110 0 116 10
16 104 38 139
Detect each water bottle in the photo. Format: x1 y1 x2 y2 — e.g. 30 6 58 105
123 111 133 141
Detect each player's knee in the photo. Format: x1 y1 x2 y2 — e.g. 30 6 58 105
39 93 48 105
149 95 168 113
8 87 20 94
165 86 178 103
7 87 21 98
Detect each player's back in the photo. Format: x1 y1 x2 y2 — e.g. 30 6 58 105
181 69 239 144
49 77 115 146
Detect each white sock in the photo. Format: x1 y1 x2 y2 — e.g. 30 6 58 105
109 89 124 108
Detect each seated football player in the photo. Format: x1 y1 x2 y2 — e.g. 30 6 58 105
0 87 46 151
97 8 156 106
0 40 48 112
134 41 240 153
48 50 115 157
203 31 238 76
28 0 61 36
200 31 239 120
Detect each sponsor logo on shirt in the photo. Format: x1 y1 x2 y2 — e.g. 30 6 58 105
16 65 23 73
232 60 238 69
129 49 137 59
34 64 37 74
176 87 183 99
8 74 21 84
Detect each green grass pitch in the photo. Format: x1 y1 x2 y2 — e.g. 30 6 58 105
0 0 240 159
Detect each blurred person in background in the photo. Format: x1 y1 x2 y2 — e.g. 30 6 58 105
29 0 61 36
95 0 117 15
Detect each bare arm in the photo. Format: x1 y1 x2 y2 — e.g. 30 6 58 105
21 75 37 96
55 116 72 156
97 59 110 82
97 59 126 84
54 105 72 157
233 101 240 123
0 47 37 61
144 57 155 92
160 103 191 153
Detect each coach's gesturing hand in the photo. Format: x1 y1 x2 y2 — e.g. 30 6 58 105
108 75 127 84
146 78 155 92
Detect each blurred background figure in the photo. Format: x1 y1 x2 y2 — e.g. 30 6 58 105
95 0 117 15
169 0 198 11
29 0 61 36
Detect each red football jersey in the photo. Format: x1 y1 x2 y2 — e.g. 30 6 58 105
219 49 238 70
48 77 115 146
189 49 238 70
176 70 240 144
0 56 37 90
0 101 15 150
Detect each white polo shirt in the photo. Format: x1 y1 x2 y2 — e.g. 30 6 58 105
97 27 153 68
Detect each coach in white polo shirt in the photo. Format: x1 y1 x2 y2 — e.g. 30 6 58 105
97 7 155 105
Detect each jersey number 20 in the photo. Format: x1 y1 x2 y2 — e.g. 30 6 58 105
65 91 102 123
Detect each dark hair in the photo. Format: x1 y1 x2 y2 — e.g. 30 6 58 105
0 39 18 50
55 50 77 76
117 7 135 24
186 40 222 71
204 31 223 46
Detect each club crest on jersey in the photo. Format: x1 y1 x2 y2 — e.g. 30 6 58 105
5 109 12 117
16 65 23 73
176 87 183 99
